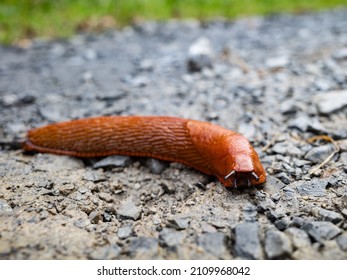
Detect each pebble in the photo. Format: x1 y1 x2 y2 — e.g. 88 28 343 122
117 226 133 239
285 227 311 249
33 154 84 172
198 232 227 258
304 144 336 164
89 211 103 224
93 155 132 169
234 222 263 260
265 56 289 69
128 237 159 259
89 244 121 260
302 221 342 243
311 207 344 224
0 200 13 214
313 90 347 114
145 158 167 174
332 48 347 60
166 216 190 230
293 179 328 197
336 233 347 251
159 228 185 247
117 199 142 221
187 37 214 72
264 229 292 259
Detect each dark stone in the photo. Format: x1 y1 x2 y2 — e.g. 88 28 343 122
234 222 263 260
264 229 292 259
302 221 342 242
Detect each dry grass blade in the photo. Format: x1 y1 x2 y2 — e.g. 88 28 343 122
307 135 340 175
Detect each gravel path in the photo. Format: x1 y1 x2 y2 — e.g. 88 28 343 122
1 9 347 260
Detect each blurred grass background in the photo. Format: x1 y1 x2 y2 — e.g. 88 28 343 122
1 0 347 45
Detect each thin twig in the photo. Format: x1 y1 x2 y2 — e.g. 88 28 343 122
307 135 340 175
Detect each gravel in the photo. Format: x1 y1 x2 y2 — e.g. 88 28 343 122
1 9 347 260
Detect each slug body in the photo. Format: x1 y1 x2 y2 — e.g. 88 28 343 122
23 116 266 187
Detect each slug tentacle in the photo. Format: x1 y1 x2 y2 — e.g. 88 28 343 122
23 116 266 188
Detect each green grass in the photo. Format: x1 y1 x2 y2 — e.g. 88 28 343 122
1 0 347 45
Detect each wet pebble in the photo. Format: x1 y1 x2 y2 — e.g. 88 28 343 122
234 222 263 260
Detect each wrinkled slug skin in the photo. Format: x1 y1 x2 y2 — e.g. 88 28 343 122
23 116 266 187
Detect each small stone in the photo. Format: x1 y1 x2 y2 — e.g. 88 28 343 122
159 228 185 247
234 222 263 260
265 56 289 69
198 232 227 258
187 37 214 72
293 179 328 197
89 211 103 224
117 226 133 239
167 216 190 230
305 144 336 164
0 200 13 213
145 158 167 174
117 199 142 221
128 237 159 259
336 233 347 251
93 155 132 169
313 90 347 114
274 217 291 230
332 48 347 60
34 154 84 172
73 218 91 229
264 229 292 259
285 227 311 249
83 170 106 182
302 221 342 243
89 244 121 260
311 207 344 224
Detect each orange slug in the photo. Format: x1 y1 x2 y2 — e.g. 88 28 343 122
22 116 266 187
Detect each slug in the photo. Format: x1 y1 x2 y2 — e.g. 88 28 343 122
22 116 266 187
